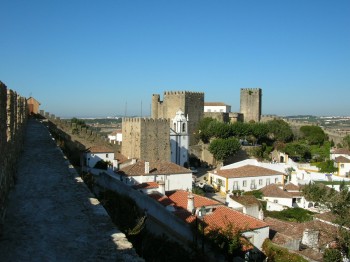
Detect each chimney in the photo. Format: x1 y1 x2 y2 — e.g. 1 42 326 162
187 191 195 213
145 161 150 174
158 179 165 195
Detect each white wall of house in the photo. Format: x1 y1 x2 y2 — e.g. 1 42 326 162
263 197 293 211
242 226 269 250
85 152 114 169
244 205 260 219
204 105 231 113
210 172 284 194
108 132 122 144
338 162 350 177
122 173 193 191
330 153 350 161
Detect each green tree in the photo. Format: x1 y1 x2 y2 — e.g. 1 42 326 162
229 122 251 138
266 119 294 143
250 122 269 144
300 125 327 145
208 137 241 162
323 248 342 262
316 160 337 173
196 118 217 143
283 142 311 161
343 135 350 150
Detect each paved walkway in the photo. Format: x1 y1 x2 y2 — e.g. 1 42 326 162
0 119 141 261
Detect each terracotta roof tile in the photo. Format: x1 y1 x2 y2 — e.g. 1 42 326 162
166 190 221 209
216 165 285 178
284 182 300 191
117 160 192 176
148 193 174 207
204 102 228 106
331 148 350 155
334 156 350 163
132 182 159 190
114 152 128 163
86 145 114 153
230 195 260 207
260 184 293 198
204 206 268 232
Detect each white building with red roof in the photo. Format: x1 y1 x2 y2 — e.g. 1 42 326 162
149 189 269 251
204 102 231 113
108 129 122 145
116 160 193 191
209 164 285 194
81 145 117 174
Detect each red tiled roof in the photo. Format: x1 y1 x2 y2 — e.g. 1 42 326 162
216 165 285 178
110 129 122 136
331 148 350 155
117 160 192 176
132 182 159 190
86 145 114 153
148 193 174 207
260 184 293 198
114 152 128 163
166 190 220 209
334 156 350 163
230 195 260 207
204 206 268 232
284 182 300 191
204 102 228 106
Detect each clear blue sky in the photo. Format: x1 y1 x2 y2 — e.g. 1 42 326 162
1 0 349 118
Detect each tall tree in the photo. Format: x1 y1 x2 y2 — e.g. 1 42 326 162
208 137 241 162
266 119 294 143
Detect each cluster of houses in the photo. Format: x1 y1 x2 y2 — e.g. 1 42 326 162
80 139 350 260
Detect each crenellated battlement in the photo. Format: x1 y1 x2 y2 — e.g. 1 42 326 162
123 117 170 123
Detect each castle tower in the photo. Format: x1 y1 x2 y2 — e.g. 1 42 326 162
170 110 189 166
151 91 204 145
240 88 262 123
122 117 171 161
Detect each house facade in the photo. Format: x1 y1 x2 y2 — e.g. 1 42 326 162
117 160 193 191
226 194 263 219
108 129 122 145
81 145 117 174
204 102 231 113
208 165 285 194
27 97 40 115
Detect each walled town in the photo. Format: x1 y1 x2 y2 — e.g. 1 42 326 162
1 81 350 261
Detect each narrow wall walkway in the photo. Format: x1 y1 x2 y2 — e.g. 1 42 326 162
0 119 141 261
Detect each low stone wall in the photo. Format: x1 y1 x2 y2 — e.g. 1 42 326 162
0 81 28 226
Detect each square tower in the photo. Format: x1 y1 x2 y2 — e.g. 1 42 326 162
152 91 204 145
240 88 262 123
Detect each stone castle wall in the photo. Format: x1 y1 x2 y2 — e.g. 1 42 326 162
152 91 204 145
122 117 170 161
240 88 262 123
0 81 28 225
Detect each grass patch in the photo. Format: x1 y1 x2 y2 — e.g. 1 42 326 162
265 207 314 222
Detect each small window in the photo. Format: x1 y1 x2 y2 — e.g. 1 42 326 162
106 154 109 158
182 123 186 132
341 164 344 168
273 200 278 203
266 178 270 185
243 180 247 187
174 123 176 130
259 179 263 185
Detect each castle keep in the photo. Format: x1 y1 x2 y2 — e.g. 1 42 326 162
152 91 204 145
240 88 262 122
122 117 171 161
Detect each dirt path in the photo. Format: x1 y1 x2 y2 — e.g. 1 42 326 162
0 119 141 261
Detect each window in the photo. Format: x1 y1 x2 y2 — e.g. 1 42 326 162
243 180 247 187
182 123 186 132
273 200 278 203
341 164 344 168
259 179 263 185
106 154 109 158
266 178 270 185
174 123 176 130
275 178 278 183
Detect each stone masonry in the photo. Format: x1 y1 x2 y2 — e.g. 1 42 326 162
152 91 204 145
122 117 170 161
240 88 262 123
0 81 27 227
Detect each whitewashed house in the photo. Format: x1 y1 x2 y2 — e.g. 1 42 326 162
81 145 117 174
226 194 263 220
108 129 122 144
150 190 269 251
204 102 231 113
330 148 350 161
116 160 193 191
260 183 307 211
208 165 285 194
170 110 189 167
